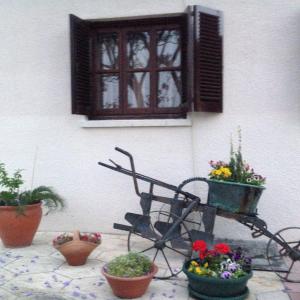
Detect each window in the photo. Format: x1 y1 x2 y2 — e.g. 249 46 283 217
70 5 223 120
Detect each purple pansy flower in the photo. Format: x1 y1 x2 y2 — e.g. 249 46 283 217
221 271 232 279
228 262 238 272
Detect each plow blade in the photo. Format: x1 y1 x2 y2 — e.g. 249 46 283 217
125 212 159 240
154 221 190 250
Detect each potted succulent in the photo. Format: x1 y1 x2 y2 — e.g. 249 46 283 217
183 240 252 299
0 162 64 247
53 230 101 266
102 252 158 298
206 128 266 214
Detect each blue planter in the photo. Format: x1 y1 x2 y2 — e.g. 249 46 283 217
207 180 265 214
182 260 252 299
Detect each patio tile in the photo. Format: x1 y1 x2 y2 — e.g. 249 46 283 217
3 256 64 275
0 287 17 300
97 237 127 253
256 290 290 300
247 271 285 294
62 276 110 300
0 252 19 267
2 272 71 297
55 259 104 279
97 249 129 263
2 246 56 258
0 269 14 286
284 281 300 292
289 292 300 300
139 278 189 300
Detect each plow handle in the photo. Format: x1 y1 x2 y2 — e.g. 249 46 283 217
114 147 141 196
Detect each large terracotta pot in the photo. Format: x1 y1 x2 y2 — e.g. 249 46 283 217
0 202 42 247
54 231 99 266
102 263 158 298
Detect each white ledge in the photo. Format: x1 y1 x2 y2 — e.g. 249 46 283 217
80 116 192 128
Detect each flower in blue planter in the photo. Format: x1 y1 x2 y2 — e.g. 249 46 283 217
221 271 232 279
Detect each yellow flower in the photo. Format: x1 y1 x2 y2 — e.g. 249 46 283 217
195 267 201 274
204 262 209 268
215 170 222 176
222 167 232 178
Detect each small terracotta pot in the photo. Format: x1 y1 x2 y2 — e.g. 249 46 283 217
0 203 42 248
102 263 158 298
54 230 99 266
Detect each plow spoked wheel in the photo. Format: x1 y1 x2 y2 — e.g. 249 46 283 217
127 210 192 279
266 227 300 282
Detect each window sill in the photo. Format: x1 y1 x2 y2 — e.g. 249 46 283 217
79 116 192 128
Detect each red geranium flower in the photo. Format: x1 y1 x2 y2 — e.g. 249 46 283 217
214 243 231 254
192 240 208 259
192 240 207 252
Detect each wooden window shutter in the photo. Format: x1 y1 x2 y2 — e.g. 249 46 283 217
70 14 91 115
192 6 223 112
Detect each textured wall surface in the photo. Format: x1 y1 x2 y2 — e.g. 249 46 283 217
0 0 299 239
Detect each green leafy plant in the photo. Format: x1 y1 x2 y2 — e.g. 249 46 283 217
106 252 152 278
208 128 265 186
0 162 64 212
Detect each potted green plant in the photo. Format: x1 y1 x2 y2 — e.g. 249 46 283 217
206 128 266 214
0 162 64 247
53 231 101 266
183 240 252 299
102 252 158 298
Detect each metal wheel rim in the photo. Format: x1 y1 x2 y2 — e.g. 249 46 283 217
266 226 300 282
127 210 192 279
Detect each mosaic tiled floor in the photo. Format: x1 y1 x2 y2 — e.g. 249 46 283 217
0 232 296 299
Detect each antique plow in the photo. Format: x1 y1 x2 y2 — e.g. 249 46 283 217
99 147 300 281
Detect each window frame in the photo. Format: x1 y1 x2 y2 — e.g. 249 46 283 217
89 15 188 120
70 6 223 119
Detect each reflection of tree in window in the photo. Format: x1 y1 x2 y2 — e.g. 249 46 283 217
127 33 150 108
128 72 150 108
158 71 181 108
99 33 118 70
127 32 150 69
98 29 182 110
101 75 119 109
157 30 181 108
157 30 181 67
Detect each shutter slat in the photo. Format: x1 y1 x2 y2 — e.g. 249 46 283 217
70 14 91 115
193 6 223 113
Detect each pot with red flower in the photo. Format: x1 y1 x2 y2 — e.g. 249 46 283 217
183 240 252 299
53 230 101 266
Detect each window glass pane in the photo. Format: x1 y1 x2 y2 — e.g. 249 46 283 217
158 71 181 108
157 30 181 68
127 32 150 69
100 75 119 109
128 72 150 108
98 33 118 70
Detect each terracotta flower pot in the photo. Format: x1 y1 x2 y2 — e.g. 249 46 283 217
54 231 99 266
102 263 158 298
0 202 42 248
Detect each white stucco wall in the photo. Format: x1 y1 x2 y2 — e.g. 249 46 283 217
0 0 299 240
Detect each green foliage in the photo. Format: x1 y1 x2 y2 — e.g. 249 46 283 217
107 252 152 278
0 162 64 213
